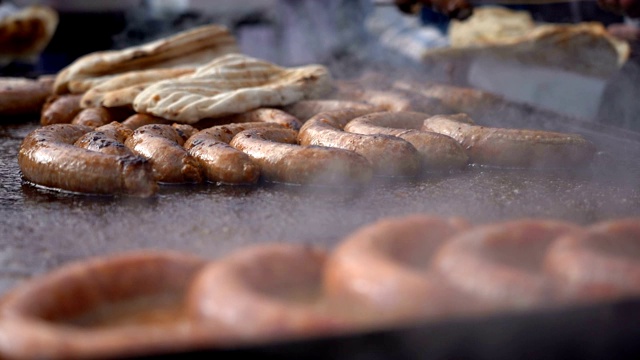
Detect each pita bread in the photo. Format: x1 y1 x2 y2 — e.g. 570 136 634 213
0 5 58 65
423 8 630 79
81 68 195 108
53 24 238 94
133 54 333 123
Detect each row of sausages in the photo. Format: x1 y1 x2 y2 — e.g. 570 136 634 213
19 94 597 196
0 215 637 359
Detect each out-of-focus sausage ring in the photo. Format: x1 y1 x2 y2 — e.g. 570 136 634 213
545 218 640 302
325 215 473 326
187 243 358 343
0 251 220 360
432 219 581 312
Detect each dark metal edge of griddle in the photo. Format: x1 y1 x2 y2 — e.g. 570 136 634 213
123 298 640 360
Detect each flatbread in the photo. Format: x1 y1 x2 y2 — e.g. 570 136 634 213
53 24 239 94
81 68 195 108
423 8 630 79
133 54 333 123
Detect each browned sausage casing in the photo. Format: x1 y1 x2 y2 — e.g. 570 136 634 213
74 122 136 157
125 124 202 184
184 122 283 184
40 94 83 125
325 215 473 326
298 109 420 177
345 111 469 171
422 114 597 168
230 127 373 186
18 124 157 196
212 108 303 130
187 243 358 343
71 106 134 128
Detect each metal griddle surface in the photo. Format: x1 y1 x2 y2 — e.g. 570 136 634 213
1 112 640 296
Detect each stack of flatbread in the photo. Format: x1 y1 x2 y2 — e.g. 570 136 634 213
51 23 333 123
422 6 630 80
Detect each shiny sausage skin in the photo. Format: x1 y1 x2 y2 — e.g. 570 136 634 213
298 109 421 177
544 218 640 302
40 94 83 125
186 243 357 343
432 219 581 311
184 123 283 184
345 111 469 171
230 127 373 186
325 215 473 326
18 124 157 196
422 114 597 168
74 122 136 157
125 124 202 184
282 100 376 123
212 108 303 130
121 114 173 130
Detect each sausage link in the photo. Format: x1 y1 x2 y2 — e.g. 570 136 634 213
230 127 373 186
282 100 376 123
18 124 157 196
121 114 174 130
210 108 303 130
422 114 597 168
74 122 136 157
298 109 420 177
184 123 283 184
345 111 469 171
40 94 83 125
125 124 202 184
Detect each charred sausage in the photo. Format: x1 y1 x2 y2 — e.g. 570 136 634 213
40 94 83 125
282 100 376 123
74 122 136 157
229 127 373 186
121 113 173 130
344 111 469 171
298 109 421 177
18 124 157 196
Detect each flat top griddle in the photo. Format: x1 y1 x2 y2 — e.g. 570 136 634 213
1 100 640 359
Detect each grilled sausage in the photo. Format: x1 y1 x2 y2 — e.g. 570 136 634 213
187 243 358 343
71 106 134 128
74 122 136 157
0 251 217 360
325 215 473 326
18 124 157 196
432 219 581 311
212 108 303 130
422 114 597 168
544 218 640 302
184 123 283 184
40 94 83 125
344 111 469 171
298 109 421 177
230 127 373 186
121 113 173 130
282 100 376 123
125 124 202 184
